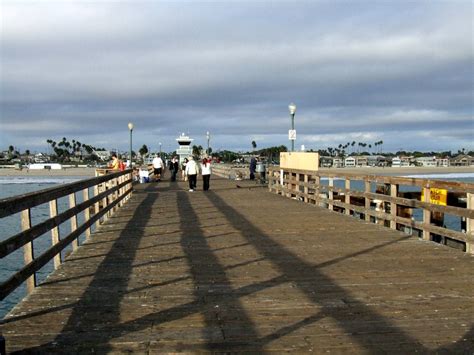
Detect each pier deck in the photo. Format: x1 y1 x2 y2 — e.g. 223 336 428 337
2 177 474 353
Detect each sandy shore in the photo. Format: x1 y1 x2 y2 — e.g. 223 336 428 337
319 166 474 176
0 165 473 178
0 167 97 177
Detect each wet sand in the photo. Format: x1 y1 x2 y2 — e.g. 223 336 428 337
319 166 474 176
0 167 96 177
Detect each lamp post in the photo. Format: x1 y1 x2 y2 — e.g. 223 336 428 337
159 142 162 158
128 122 134 167
288 103 296 152
206 131 210 156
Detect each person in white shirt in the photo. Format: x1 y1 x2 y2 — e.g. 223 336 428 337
201 158 212 191
184 156 199 191
152 155 164 181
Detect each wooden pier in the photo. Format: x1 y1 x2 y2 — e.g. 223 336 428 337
1 176 474 353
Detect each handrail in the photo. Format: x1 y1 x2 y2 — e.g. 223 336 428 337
0 169 134 300
268 166 474 254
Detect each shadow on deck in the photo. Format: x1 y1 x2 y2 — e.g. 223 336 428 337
2 176 474 353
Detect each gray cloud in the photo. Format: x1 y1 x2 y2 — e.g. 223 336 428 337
1 1 472 153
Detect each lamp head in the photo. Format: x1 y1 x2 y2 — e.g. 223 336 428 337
128 122 134 131
288 103 296 115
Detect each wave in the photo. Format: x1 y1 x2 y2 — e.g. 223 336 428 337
0 177 83 185
402 173 474 179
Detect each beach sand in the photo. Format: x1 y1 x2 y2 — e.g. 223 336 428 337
0 165 473 178
0 167 97 177
319 166 474 176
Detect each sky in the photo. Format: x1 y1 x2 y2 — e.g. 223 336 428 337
1 1 473 154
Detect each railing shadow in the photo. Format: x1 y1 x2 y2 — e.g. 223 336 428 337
15 185 161 352
202 190 474 352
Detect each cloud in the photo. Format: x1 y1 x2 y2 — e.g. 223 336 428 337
0 1 472 153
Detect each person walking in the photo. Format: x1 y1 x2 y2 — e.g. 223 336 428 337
201 157 212 191
171 156 179 182
152 154 164 181
181 158 188 181
185 156 198 191
249 156 257 180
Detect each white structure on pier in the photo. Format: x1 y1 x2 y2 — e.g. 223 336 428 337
176 133 193 165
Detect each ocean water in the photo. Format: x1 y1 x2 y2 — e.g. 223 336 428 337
0 176 94 319
1 173 473 319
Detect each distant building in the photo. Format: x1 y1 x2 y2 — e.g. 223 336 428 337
93 150 111 161
344 156 356 167
176 133 193 165
356 156 368 167
333 157 344 168
436 157 450 167
415 156 437 167
319 156 333 168
391 156 411 167
451 154 474 166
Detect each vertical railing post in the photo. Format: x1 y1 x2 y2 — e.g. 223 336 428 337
94 184 100 228
328 177 334 211
390 184 398 230
21 208 36 293
304 173 309 203
69 193 78 251
365 179 371 222
82 188 91 240
422 185 431 241
296 172 300 198
315 175 320 206
345 178 351 215
102 181 109 222
466 193 473 254
49 199 62 269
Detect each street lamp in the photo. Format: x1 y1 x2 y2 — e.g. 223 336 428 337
159 142 162 157
206 131 210 156
128 122 134 168
288 103 296 152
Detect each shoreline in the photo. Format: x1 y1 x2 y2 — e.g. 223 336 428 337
319 166 474 176
0 167 97 177
0 166 473 178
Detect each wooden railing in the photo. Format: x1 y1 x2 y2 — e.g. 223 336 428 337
0 169 134 300
268 167 474 253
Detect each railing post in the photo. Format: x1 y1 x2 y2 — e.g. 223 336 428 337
328 177 334 211
296 173 300 198
390 184 398 230
21 208 36 293
422 185 431 241
49 199 62 269
345 178 351 215
304 174 309 203
315 175 320 206
466 193 473 254
82 188 91 240
101 182 109 222
94 184 100 228
365 179 371 222
69 193 78 251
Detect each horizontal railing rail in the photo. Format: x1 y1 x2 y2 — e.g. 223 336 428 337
268 167 474 253
0 169 134 300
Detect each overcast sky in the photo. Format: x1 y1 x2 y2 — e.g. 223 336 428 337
1 1 473 154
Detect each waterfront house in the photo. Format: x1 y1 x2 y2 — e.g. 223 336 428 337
356 156 368 167
333 157 344 168
344 156 356 167
451 154 474 166
319 156 333 168
415 156 437 167
93 150 111 161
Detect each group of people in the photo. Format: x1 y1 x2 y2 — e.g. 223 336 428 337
152 155 212 191
108 153 212 191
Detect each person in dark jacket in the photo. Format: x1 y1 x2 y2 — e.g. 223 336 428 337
249 157 257 180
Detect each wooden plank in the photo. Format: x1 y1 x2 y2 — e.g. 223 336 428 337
21 208 35 294
49 199 62 269
69 193 78 251
0 170 131 218
0 187 131 300
83 188 91 240
0 180 129 258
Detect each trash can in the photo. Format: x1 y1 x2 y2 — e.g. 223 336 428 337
256 162 266 184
